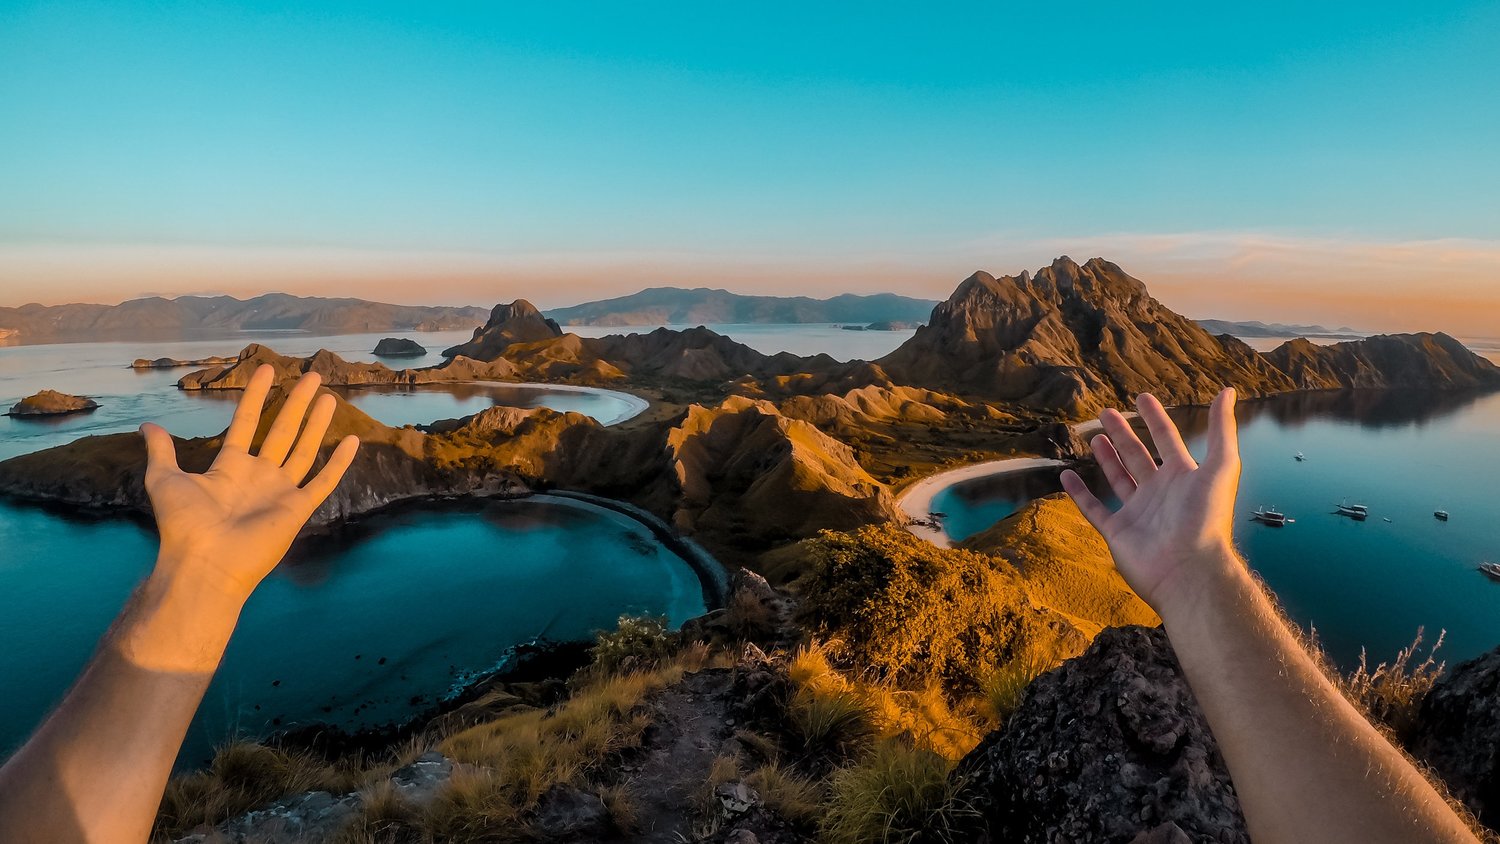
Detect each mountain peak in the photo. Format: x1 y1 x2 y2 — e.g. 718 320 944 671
443 300 563 360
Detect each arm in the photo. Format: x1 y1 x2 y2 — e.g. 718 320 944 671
0 366 358 843
1061 389 1477 844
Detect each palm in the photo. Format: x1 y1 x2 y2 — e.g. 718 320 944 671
1061 391 1240 610
141 366 359 600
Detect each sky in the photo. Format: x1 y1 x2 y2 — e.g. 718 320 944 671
0 1 1497 334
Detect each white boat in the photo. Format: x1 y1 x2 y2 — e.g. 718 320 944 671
1294 452 1306 462
1435 510 1450 521
1335 499 1369 520
1479 562 1500 582
1253 506 1289 527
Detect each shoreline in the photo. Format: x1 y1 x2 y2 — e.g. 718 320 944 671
897 456 1067 548
333 379 653 427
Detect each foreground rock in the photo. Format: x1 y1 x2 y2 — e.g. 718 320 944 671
1409 644 1500 828
372 337 427 358
5 390 99 418
953 626 1248 843
131 355 235 369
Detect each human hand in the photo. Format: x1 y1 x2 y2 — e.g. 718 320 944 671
139 365 359 604
1060 389 1241 614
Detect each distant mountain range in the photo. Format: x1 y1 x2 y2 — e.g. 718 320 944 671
543 287 938 326
1195 318 1363 338
0 293 489 340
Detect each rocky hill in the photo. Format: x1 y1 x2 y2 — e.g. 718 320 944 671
440 299 563 358
877 257 1500 417
545 287 937 326
0 293 488 340
1264 333 1500 390
878 257 1297 415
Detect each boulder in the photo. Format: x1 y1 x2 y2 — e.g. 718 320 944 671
372 337 427 358
6 390 99 417
952 625 1248 843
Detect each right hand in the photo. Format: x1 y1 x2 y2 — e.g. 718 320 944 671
1060 388 1242 614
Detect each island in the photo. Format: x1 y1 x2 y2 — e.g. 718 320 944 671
371 337 428 358
5 390 100 418
131 355 236 369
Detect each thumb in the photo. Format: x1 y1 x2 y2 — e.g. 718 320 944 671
139 423 180 481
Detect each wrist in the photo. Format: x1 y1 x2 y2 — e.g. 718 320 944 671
1150 542 1250 628
110 559 249 674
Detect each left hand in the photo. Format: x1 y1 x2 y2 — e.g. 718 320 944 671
139 365 359 603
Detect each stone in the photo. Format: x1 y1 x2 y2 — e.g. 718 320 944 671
533 784 611 838
1408 644 1500 829
372 337 427 357
6 390 99 418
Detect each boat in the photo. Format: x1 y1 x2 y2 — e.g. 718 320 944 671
1435 510 1450 521
1383 517 1393 523
1253 506 1289 527
1294 452 1306 462
1479 562 1500 582
1335 499 1369 520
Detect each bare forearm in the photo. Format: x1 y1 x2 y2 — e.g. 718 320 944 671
0 562 243 843
1161 548 1476 843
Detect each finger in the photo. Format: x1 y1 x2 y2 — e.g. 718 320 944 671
1136 394 1196 469
1205 387 1240 468
281 393 337 482
257 372 323 465
298 435 359 506
1100 408 1157 479
1090 434 1137 501
220 365 275 455
139 423 180 482
1060 469 1112 532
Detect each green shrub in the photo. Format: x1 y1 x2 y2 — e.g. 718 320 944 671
789 686 876 758
588 614 677 675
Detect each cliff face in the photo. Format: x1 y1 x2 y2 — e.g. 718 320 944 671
440 300 563 360
1408 644 1500 828
1264 333 1500 390
878 257 1296 416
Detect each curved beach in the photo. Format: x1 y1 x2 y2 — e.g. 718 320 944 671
898 456 1067 548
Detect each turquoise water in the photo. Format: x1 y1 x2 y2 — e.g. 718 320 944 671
0 331 641 460
931 389 1500 668
0 496 706 763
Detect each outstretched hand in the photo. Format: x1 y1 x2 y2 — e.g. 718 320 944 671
1060 389 1241 614
139 365 359 603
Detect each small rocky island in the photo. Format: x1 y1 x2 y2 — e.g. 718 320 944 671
131 355 235 369
372 337 427 358
5 390 100 418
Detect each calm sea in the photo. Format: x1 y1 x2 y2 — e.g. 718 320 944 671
931 388 1500 668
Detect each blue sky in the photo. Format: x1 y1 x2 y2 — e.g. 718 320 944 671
1 1 1497 332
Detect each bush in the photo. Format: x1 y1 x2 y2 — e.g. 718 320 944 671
981 635 1069 723
796 525 1038 692
821 739 970 844
587 614 677 675
790 686 876 758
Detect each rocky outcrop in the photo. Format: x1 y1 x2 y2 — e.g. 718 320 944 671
5 390 99 417
879 257 1296 416
961 494 1158 636
1263 333 1500 390
372 337 427 358
952 625 1247 843
665 397 901 543
178 345 407 390
441 299 562 359
1408 645 1500 828
131 355 235 369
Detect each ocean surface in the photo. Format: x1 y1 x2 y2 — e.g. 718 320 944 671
930 388 1500 669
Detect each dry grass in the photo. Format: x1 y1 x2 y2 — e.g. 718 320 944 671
981 634 1069 724
1338 628 1447 737
745 763 823 827
155 741 378 839
820 738 970 844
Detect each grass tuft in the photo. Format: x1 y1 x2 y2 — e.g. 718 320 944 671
820 738 970 844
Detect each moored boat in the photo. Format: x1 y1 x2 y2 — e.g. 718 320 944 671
1479 562 1500 582
1335 499 1369 520
1435 510 1450 521
1253 506 1289 527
